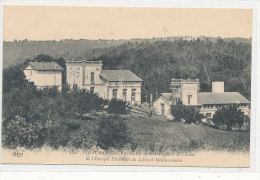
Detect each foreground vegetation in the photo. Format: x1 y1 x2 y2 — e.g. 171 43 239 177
2 111 250 152
126 115 249 153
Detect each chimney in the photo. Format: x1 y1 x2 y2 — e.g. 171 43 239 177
212 81 224 93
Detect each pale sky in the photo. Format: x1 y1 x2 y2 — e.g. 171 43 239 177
3 6 252 41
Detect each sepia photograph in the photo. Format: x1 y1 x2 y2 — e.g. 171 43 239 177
0 5 254 167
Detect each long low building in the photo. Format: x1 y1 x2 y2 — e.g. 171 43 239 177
153 79 250 120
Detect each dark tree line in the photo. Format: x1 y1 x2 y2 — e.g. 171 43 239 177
3 37 251 101
89 38 251 101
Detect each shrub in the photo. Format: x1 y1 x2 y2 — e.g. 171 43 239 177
107 98 127 114
183 107 203 124
2 116 46 149
96 115 130 150
46 124 70 149
171 102 202 124
72 88 104 117
213 105 246 131
170 101 186 121
68 129 95 149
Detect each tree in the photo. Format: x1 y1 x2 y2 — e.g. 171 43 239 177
73 89 104 118
170 101 186 121
33 54 54 62
183 106 203 124
3 66 34 93
171 101 202 124
2 116 46 149
213 105 246 131
107 98 128 114
96 115 130 150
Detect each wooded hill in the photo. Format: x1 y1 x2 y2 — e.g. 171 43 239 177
3 37 251 100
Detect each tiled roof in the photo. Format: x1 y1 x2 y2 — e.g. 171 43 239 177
100 70 143 82
198 92 250 105
159 92 250 105
25 62 64 71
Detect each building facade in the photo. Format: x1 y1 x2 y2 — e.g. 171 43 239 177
153 79 250 120
66 60 143 105
23 62 63 91
170 78 199 106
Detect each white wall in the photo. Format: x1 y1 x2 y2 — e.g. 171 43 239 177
66 63 83 88
212 81 224 93
24 66 62 90
153 96 172 119
106 82 142 105
66 62 103 89
181 84 198 105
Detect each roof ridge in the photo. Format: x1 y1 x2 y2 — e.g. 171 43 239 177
198 92 240 94
101 69 130 71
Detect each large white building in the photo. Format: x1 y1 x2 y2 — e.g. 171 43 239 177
66 60 143 105
23 62 63 91
153 79 250 120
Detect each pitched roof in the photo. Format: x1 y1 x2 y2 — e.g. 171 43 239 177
100 70 143 82
158 92 250 105
161 93 173 102
198 92 250 105
25 62 64 71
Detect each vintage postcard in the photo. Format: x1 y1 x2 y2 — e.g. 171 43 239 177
1 5 254 167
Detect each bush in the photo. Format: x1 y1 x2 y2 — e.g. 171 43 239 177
213 105 246 131
46 124 70 149
170 101 186 121
96 115 130 150
71 88 104 117
107 98 128 114
183 106 203 124
2 116 46 149
171 102 202 124
67 129 95 149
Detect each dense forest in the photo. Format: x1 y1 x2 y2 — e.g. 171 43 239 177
3 37 251 100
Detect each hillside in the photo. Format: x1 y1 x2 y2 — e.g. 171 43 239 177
3 37 251 100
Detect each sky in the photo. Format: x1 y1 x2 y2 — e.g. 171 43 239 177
3 6 252 41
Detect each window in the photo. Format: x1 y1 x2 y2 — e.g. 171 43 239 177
161 103 165 116
112 89 117 99
187 95 192 105
123 89 127 101
131 89 136 102
91 72 95 84
171 85 181 89
82 67 85 84
90 87 95 93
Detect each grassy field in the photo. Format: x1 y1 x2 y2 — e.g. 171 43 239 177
125 115 249 153
60 113 250 153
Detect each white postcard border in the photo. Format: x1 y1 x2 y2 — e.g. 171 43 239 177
0 0 259 174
